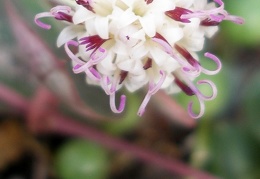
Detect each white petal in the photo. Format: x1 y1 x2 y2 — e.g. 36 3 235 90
204 26 219 38
57 25 84 47
139 15 156 37
117 59 134 71
161 75 174 89
73 6 95 24
130 43 148 59
161 26 184 45
149 45 169 66
95 16 109 39
113 41 128 55
96 53 116 75
116 8 138 28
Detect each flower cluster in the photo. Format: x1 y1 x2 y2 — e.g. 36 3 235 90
35 0 243 118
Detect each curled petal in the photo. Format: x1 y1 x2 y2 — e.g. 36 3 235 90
137 92 152 116
152 34 187 66
138 71 166 116
50 6 71 14
152 37 173 55
89 67 101 79
101 76 111 95
188 96 205 119
201 52 222 75
73 64 101 81
65 40 84 65
84 68 101 81
182 67 201 77
225 15 245 25
90 47 108 63
66 41 101 81
149 70 166 95
214 0 223 6
109 93 126 113
34 12 53 29
197 80 217 101
73 62 91 74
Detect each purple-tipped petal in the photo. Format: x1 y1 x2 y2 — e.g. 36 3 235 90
138 70 166 116
101 76 112 95
197 80 217 101
64 40 84 65
73 63 91 74
201 52 222 75
152 33 186 66
137 92 152 116
109 93 126 113
188 97 205 119
90 47 108 63
34 12 53 29
214 0 223 6
225 15 245 25
149 70 166 95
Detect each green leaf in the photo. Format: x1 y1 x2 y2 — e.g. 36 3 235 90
55 139 109 179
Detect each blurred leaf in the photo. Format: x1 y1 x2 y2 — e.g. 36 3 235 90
55 139 109 179
223 0 260 47
243 72 260 141
193 119 260 179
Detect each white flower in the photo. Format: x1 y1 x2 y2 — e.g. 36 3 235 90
35 0 244 118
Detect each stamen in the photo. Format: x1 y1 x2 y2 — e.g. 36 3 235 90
143 58 152 70
80 35 109 54
145 0 153 5
174 44 200 68
174 76 195 96
200 18 220 26
53 12 72 22
165 7 193 23
76 0 94 12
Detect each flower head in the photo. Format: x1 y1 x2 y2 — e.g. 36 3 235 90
35 0 243 118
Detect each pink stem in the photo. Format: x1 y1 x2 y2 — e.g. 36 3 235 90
48 114 218 179
0 84 29 112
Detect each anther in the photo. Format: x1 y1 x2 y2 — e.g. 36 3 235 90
165 7 192 23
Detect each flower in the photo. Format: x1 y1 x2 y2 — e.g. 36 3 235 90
35 0 243 118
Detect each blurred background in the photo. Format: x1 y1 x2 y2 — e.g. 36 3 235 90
0 0 259 179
